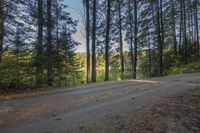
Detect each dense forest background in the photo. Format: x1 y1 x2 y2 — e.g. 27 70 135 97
0 0 200 92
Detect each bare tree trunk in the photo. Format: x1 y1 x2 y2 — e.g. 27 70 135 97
105 0 111 81
128 0 134 79
193 9 197 53
118 0 124 79
171 0 177 54
187 5 192 56
160 0 164 76
156 0 163 77
36 0 44 86
179 0 183 55
86 0 90 83
147 25 152 78
190 7 194 52
0 0 5 62
183 0 188 64
91 0 96 82
47 0 53 85
56 0 61 87
188 0 194 54
133 0 138 79
195 0 199 54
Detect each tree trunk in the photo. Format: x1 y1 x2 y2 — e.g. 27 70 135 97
0 0 4 62
118 0 124 79
195 0 199 54
133 0 138 79
147 25 152 78
128 0 134 79
105 0 111 81
171 0 177 54
86 0 90 83
156 0 163 77
160 0 164 76
36 0 44 86
183 0 188 64
179 0 183 55
56 0 61 87
91 0 96 82
47 0 53 85
187 5 192 56
191 9 194 52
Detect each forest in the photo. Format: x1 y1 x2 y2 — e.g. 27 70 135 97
0 0 200 92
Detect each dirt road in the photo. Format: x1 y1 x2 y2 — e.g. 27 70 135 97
0 73 200 133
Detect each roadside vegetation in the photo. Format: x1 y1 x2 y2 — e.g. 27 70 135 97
0 0 200 93
168 60 200 75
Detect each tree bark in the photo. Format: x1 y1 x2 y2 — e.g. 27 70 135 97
195 0 199 54
160 0 164 76
105 0 111 81
86 0 90 83
190 9 194 52
147 24 152 78
179 0 183 55
36 0 44 86
128 0 134 79
133 0 138 79
91 0 96 82
183 0 188 64
0 0 5 62
171 0 177 54
118 0 124 79
56 0 61 87
156 0 163 77
47 0 53 85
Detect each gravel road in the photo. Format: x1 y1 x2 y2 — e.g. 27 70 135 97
0 73 200 133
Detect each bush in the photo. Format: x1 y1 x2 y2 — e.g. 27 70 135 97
168 60 200 75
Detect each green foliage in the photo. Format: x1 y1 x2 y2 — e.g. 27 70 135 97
0 51 35 92
137 58 150 79
1 49 199 93
168 60 200 75
0 51 84 92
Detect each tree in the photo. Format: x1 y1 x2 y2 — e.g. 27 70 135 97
55 0 61 87
117 0 124 79
133 0 138 79
0 0 5 61
195 0 199 54
105 0 111 81
91 0 97 82
36 0 44 86
171 0 178 54
183 0 188 64
156 0 164 77
128 0 134 79
1 0 200 91
47 0 53 85
0 0 82 90
147 24 152 78
85 0 91 83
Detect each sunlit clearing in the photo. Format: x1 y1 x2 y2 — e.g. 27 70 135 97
127 80 159 84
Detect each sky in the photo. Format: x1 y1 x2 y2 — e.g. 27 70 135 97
65 0 86 52
64 0 130 52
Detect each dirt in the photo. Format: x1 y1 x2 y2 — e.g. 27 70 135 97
0 85 142 128
81 88 200 133
0 73 200 133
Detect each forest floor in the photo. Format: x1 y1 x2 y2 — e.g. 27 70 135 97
0 73 200 133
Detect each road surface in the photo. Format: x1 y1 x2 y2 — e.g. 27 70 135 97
0 73 200 133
